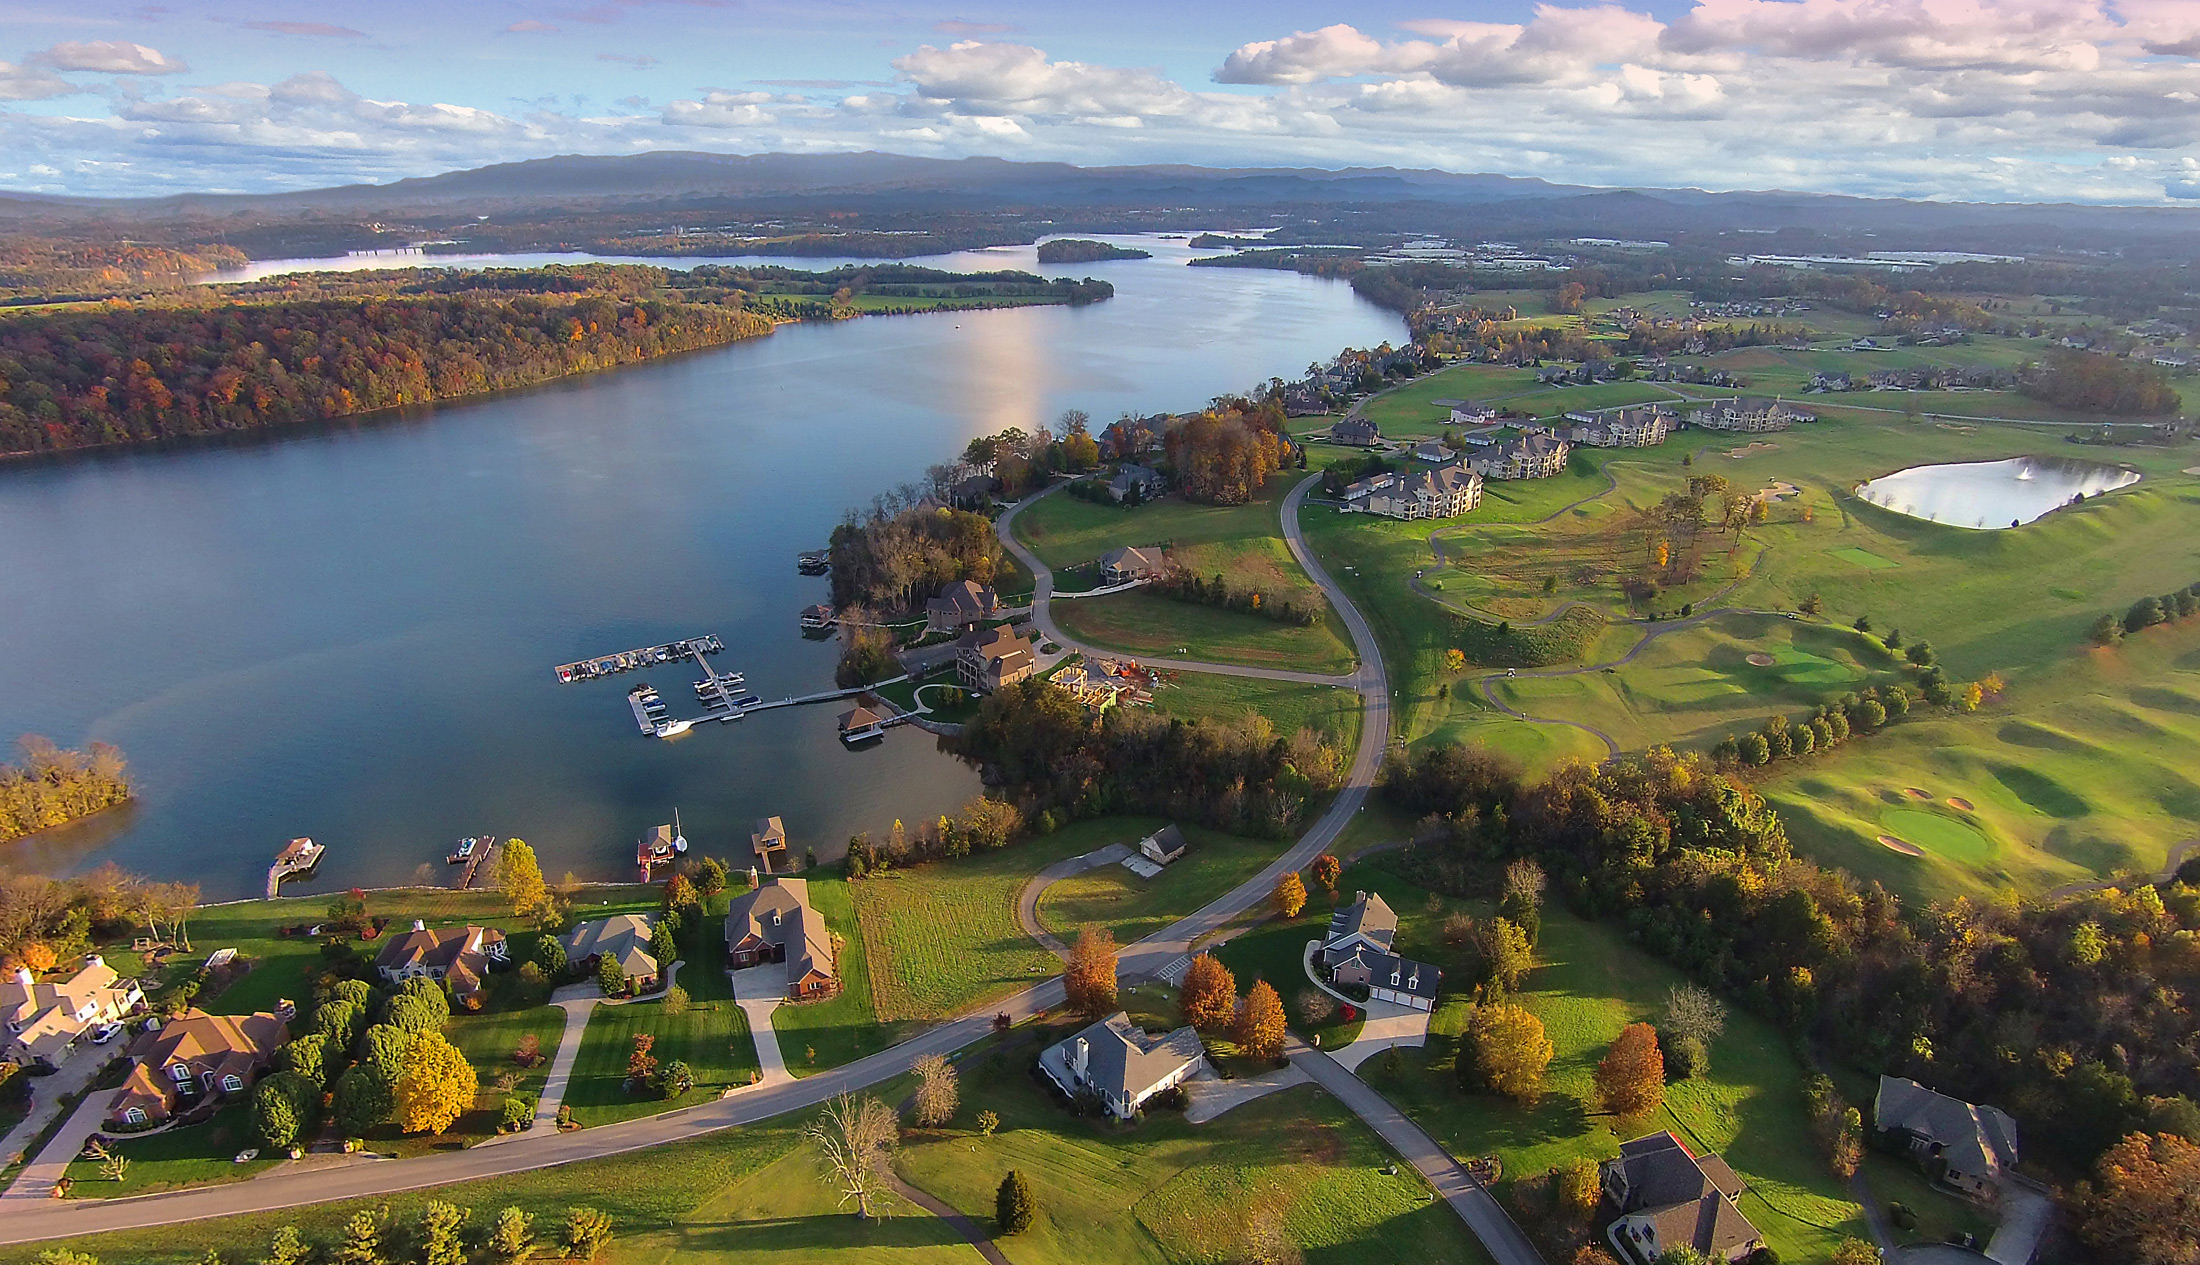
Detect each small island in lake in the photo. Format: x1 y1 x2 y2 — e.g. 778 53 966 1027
1036 238 1153 264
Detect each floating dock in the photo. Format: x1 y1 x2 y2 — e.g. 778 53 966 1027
265 837 324 898
554 635 722 684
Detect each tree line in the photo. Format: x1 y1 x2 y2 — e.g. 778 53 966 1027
0 735 130 844
826 503 1009 615
2020 348 2183 416
1145 566 1322 627
956 677 1349 839
0 235 247 303
2092 581 2200 646
1384 739 2200 1180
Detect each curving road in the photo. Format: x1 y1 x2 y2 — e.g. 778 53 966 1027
0 473 1402 1250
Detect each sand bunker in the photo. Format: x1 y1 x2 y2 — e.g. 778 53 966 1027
1755 480 1800 503
1947 797 1975 812
1746 652 1777 667
2185 467 2200 477
1726 442 1779 459
1877 834 1925 857
1905 787 1933 800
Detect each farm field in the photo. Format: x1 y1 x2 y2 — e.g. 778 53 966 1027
1036 823 1285 946
769 873 904 1075
1337 861 1867 1264
895 1025 1493 1265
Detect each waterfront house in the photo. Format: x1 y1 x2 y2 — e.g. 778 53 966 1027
104 1009 287 1129
925 580 1001 636
563 914 661 994
1320 891 1399 968
1602 1131 1765 1264
374 922 507 1007
1099 545 1168 586
837 706 888 743
1038 1012 1206 1119
1106 464 1167 503
1 956 144 1068
1873 1075 2019 1202
724 877 839 999
957 625 1038 693
752 816 790 868
1471 433 1571 480
1330 418 1380 446
799 604 836 631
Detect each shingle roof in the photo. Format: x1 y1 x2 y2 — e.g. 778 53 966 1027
128 1009 286 1076
1056 1012 1205 1102
725 878 836 983
563 914 661 981
1606 1131 1762 1258
1342 947 1441 999
1874 1075 2019 1179
1327 890 1398 949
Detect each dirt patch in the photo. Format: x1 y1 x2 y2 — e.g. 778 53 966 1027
1936 423 1979 434
1906 787 1933 800
1877 834 1925 857
1746 652 1777 667
1726 442 1779 459
1948 797 1976 812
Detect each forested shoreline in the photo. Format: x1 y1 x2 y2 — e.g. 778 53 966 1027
0 736 131 843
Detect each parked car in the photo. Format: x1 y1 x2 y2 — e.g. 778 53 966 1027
90 1022 124 1045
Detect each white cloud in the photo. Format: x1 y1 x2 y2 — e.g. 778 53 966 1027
0 61 74 101
29 41 188 75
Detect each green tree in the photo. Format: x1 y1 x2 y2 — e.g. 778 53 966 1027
330 1208 384 1265
596 951 627 997
534 933 568 978
1482 918 1534 993
564 1207 615 1260
695 856 728 896
656 1059 694 1098
2128 595 2167 634
333 1063 395 1136
418 1201 466 1265
1905 641 1936 667
997 1169 1037 1235
485 1208 535 1265
263 1226 312 1265
359 1024 413 1075
662 984 690 1016
2093 613 2125 646
253 1070 319 1150
275 1033 335 1089
314 998 364 1047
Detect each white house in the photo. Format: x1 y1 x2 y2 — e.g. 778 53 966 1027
1039 1012 1206 1119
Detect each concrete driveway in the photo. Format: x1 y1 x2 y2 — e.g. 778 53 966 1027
729 963 793 1088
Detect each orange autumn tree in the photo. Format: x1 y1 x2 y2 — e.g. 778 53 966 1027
1234 980 1287 1061
1064 926 1119 1018
1595 1022 1666 1121
1179 953 1238 1032
2073 1130 2200 1263
1310 854 1341 895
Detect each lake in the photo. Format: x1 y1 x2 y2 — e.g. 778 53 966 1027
0 237 1400 898
1854 455 2142 530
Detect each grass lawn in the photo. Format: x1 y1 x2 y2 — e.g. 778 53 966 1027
1145 672 1364 748
562 897 760 1125
1036 823 1288 946
771 874 908 1076
1335 860 1866 1264
1013 474 1305 574
1858 1152 1998 1251
895 1025 1493 1265
1054 586 1357 674
62 1101 280 1197
1209 899 1368 1053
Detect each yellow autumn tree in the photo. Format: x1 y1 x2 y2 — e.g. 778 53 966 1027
497 839 549 920
1465 1002 1553 1104
1233 980 1288 1061
1272 871 1307 919
395 1030 478 1136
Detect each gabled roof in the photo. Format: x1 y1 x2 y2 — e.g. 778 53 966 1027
1606 1131 1761 1258
725 878 837 982
1342 947 1441 999
375 925 503 980
1327 890 1398 949
960 624 1034 665
839 705 885 731
927 579 998 618
129 1009 286 1074
753 816 787 846
564 914 660 980
1874 1075 2019 1178
1099 545 1167 574
1058 1012 1204 1102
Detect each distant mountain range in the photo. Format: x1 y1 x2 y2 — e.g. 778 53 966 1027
4 150 2195 247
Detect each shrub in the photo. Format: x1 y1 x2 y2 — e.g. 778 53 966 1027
499 1095 535 1132
563 1207 615 1260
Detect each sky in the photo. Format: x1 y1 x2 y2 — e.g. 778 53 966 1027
2 0 2199 204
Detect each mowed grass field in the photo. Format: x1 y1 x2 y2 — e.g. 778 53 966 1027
895 1027 1493 1265
769 873 907 1075
852 817 1279 1022
1052 586 1357 674
1339 861 1866 1264
1036 823 1286 946
1146 671 1364 748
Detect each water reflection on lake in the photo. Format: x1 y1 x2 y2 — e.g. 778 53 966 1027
1854 456 2142 529
0 236 1401 897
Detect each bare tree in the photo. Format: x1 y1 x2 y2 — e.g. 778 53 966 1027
1502 858 1547 910
1662 984 1728 1046
910 1053 959 1127
806 1093 899 1220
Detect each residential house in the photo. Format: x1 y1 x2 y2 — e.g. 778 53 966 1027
957 625 1038 693
1872 1075 2020 1202
1687 397 1813 433
1099 545 1168 586
1355 464 1484 521
1563 408 1673 448
1448 401 1498 424
1320 890 1399 968
1038 1012 1206 1120
1138 824 1188 865
724 877 839 999
1106 464 1167 503
373 921 508 1007
799 604 836 631
751 816 790 868
1329 948 1441 1011
1330 418 1380 447
1472 433 1571 480
1410 440 1451 463
1602 1131 1766 1264
924 580 1001 636
103 1009 287 1129
1 956 144 1068
947 473 996 510
837 706 887 744
563 914 661 993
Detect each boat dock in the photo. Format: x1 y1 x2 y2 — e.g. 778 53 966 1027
450 837 500 891
265 837 325 898
554 635 722 684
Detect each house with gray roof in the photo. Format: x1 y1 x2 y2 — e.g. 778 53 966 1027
1106 464 1166 503
1038 1012 1206 1119
1601 1130 1766 1264
1330 947 1441 1011
1873 1074 2019 1201
924 579 1000 635
563 913 661 994
725 877 839 1000
1320 890 1398 968
1330 417 1380 447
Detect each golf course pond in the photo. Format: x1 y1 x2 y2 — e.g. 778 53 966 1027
1854 455 2141 529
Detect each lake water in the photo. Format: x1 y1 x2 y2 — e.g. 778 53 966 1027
1854 455 2143 530
0 237 1400 898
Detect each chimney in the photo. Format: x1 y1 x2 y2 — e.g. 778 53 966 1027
412 919 426 932
1353 890 1368 905
84 955 103 970
1072 1036 1089 1079
13 967 31 991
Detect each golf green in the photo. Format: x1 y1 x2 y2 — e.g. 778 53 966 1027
1881 808 1997 866
1831 547 1900 570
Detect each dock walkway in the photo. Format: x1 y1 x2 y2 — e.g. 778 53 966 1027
452 838 500 891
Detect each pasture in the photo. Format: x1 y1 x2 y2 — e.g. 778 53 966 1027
1051 586 1357 674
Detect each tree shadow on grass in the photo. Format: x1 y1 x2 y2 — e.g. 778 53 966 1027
673 1211 974 1253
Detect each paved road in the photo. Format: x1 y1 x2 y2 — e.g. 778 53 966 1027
1289 1040 1545 1265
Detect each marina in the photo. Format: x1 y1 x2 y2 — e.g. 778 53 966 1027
554 635 723 684
797 550 831 575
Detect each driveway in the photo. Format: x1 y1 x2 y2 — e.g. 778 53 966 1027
1296 939 1432 1069
729 964 794 1089
0 1046 122 1172
1987 1180 2050 1265
1014 843 1133 958
3 1090 111 1201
